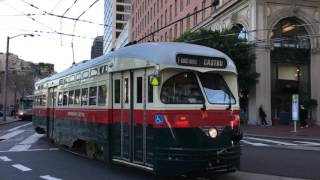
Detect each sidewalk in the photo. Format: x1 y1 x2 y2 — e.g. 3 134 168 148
0 116 20 125
242 124 320 141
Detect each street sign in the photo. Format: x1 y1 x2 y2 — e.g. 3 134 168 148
292 94 299 133
292 94 299 121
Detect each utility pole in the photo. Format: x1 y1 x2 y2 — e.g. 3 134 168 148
3 37 10 121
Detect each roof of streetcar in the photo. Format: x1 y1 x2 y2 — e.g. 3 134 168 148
36 42 236 85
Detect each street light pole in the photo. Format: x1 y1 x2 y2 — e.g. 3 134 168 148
3 37 10 121
2 34 34 122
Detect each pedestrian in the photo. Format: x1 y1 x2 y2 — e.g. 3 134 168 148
259 105 268 126
299 104 308 128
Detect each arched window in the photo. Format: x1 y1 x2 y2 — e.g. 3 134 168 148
270 17 310 49
231 24 248 40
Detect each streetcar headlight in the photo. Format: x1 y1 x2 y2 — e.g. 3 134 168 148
208 128 218 138
18 111 24 116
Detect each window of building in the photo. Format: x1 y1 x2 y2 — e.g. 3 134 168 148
187 0 190 5
165 9 167 25
68 90 74 105
169 5 172 21
174 23 177 38
81 88 88 105
114 80 121 103
74 89 80 105
180 21 183 34
89 87 97 105
202 0 206 20
98 85 107 106
193 7 198 26
180 0 183 11
187 14 190 30
169 28 172 40
137 77 143 103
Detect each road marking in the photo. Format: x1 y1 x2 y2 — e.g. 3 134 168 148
20 133 44 145
8 122 32 132
0 130 24 140
9 144 32 152
0 148 59 153
40 175 63 180
12 164 32 171
241 140 269 147
245 137 297 146
294 141 320 146
0 156 12 162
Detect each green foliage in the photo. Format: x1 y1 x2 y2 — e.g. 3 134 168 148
175 29 259 95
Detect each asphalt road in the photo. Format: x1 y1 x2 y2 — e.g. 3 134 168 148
1 121 318 180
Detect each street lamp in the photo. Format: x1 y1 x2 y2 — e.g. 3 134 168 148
2 33 34 121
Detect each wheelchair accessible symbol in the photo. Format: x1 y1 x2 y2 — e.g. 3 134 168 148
155 114 164 125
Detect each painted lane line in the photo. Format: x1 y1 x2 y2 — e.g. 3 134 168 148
245 137 298 146
20 133 44 145
294 141 320 146
241 140 269 147
8 122 32 132
9 144 32 152
0 148 59 153
0 156 12 162
12 164 32 171
0 130 24 140
40 175 63 180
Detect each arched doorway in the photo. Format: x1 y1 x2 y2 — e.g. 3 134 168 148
270 17 311 124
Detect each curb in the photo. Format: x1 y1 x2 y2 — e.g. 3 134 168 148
244 133 320 142
0 118 21 126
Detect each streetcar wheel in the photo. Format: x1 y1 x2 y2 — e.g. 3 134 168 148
85 142 96 159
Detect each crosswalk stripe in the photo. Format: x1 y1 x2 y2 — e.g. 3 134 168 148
245 137 297 146
8 122 32 132
0 156 12 162
40 175 63 180
9 145 32 152
12 164 32 171
294 141 320 146
0 130 24 140
19 133 44 145
241 140 269 147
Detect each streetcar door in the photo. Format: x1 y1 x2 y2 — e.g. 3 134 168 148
122 71 132 161
112 73 122 159
133 69 146 164
47 87 56 139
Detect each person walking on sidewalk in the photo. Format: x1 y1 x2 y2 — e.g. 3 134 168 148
299 104 308 128
259 105 268 126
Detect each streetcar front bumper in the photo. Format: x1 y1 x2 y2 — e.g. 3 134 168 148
153 145 241 176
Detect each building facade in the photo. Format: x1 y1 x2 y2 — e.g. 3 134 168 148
129 0 320 126
103 0 131 54
91 36 103 59
0 53 54 109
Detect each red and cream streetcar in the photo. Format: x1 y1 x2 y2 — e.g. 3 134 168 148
33 42 242 176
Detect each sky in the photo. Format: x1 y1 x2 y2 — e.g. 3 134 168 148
0 0 104 72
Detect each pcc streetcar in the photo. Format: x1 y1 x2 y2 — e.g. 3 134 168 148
32 42 242 176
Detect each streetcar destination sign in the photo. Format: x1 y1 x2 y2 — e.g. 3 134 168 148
176 54 227 68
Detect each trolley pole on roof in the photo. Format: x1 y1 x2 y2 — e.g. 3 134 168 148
2 34 34 122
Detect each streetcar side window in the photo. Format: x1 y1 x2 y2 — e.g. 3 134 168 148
137 77 143 103
82 71 89 79
124 78 129 103
90 68 98 77
42 95 47 106
98 85 107 106
160 72 204 104
68 90 74 105
148 76 153 103
63 91 68 106
114 80 121 103
89 86 97 105
58 92 63 106
74 89 81 105
81 88 88 106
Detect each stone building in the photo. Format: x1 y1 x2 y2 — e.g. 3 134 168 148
129 0 320 126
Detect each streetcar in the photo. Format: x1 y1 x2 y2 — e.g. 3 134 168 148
32 42 242 176
17 96 33 120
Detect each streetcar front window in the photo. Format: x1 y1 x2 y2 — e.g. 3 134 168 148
198 73 235 104
22 100 33 109
160 72 204 104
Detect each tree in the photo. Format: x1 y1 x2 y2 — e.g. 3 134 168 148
175 29 259 110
